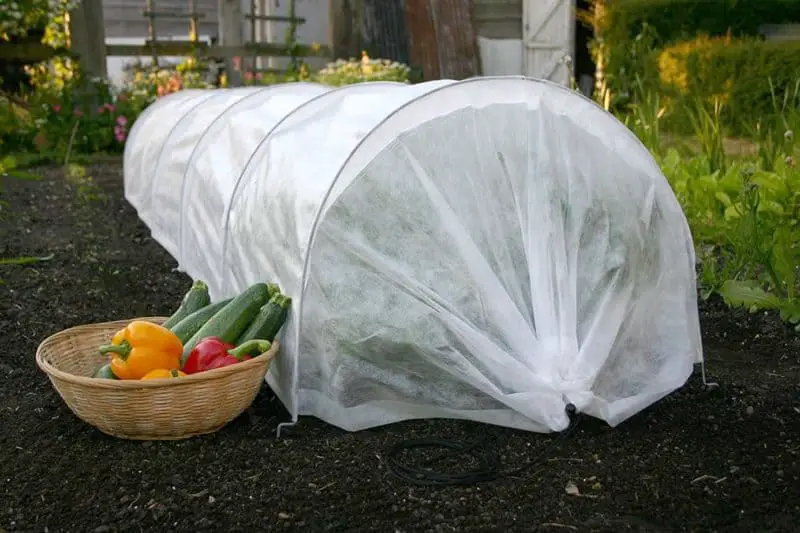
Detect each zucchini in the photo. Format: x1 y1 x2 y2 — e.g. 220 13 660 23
162 279 211 329
181 282 271 360
236 293 292 345
170 297 233 345
92 363 118 380
266 282 281 299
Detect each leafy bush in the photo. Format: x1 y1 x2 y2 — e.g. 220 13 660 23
600 0 800 46
657 36 800 135
0 59 221 158
0 51 410 159
593 0 800 111
0 95 35 153
1 0 78 40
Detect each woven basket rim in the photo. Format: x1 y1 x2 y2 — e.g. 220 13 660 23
35 316 279 389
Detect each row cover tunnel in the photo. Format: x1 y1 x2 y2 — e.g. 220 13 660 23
123 77 704 433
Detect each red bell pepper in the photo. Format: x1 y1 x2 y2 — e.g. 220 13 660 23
182 337 272 374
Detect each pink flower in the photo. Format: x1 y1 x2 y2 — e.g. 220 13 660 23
105 103 116 113
116 115 128 126
52 104 61 113
114 126 127 143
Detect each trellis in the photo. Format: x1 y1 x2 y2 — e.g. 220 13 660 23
108 0 328 86
0 0 331 87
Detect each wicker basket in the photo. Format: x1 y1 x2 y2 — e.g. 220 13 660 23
35 316 278 440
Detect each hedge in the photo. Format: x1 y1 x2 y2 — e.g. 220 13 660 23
657 36 800 133
599 0 800 47
593 0 800 113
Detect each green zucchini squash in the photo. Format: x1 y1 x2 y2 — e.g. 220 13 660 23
267 282 281 299
162 279 211 329
181 282 271 361
170 297 233 345
92 363 118 380
236 293 292 345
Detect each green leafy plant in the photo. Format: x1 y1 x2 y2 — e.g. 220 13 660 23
745 79 799 171
657 145 800 330
1 0 79 41
0 95 36 153
625 75 666 156
64 162 102 204
592 0 800 110
656 36 800 135
686 96 727 174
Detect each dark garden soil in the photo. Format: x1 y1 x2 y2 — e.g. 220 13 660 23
1 161 798 533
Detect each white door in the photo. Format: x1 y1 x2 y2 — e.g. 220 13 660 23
522 0 575 86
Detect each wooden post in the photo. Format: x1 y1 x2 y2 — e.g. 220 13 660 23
329 0 364 61
219 0 244 86
145 0 159 65
189 0 199 42
249 0 257 74
287 0 299 70
67 0 108 80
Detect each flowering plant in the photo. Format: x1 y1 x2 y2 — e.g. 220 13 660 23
0 0 79 40
24 77 138 154
315 51 410 86
122 62 215 106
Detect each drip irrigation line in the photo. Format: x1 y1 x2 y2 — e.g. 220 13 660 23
386 404 582 487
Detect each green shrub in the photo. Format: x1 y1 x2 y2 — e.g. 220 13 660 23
0 96 35 153
593 0 800 111
601 0 800 45
1 0 79 40
657 36 800 134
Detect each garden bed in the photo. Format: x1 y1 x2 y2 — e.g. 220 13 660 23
0 161 798 533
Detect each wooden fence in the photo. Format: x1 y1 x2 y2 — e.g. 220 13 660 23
0 0 331 87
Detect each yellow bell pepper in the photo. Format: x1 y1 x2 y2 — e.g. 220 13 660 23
141 368 186 380
98 320 183 380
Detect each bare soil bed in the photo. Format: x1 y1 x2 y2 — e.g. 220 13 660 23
1 162 798 533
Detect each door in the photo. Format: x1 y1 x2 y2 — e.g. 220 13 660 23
522 0 575 85
405 0 481 80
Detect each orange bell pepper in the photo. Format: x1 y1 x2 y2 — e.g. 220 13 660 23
98 320 183 380
141 368 186 380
